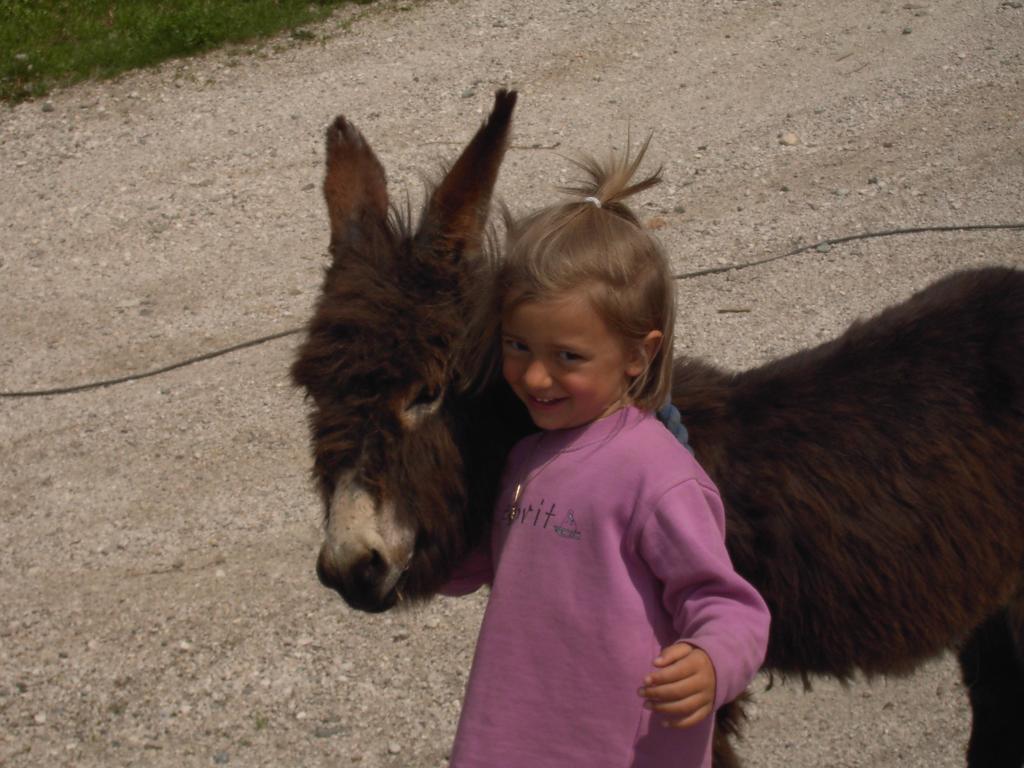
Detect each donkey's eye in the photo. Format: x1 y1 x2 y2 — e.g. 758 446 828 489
400 384 444 429
408 385 441 409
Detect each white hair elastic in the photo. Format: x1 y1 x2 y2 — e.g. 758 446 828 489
583 196 602 208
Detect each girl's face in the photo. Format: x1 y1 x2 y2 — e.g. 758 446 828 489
501 291 660 431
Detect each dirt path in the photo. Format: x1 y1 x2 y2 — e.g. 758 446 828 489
2 1 1023 766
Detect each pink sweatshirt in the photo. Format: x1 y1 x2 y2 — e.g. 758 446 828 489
444 407 770 767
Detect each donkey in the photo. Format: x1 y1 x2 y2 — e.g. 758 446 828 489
291 90 1024 767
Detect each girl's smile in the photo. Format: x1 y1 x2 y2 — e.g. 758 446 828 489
524 394 571 417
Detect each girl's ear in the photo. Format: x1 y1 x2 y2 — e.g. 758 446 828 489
625 330 663 377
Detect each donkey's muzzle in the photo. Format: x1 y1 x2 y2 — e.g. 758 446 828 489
316 546 397 613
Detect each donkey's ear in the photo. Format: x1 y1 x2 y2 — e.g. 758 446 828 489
323 115 389 255
416 89 517 261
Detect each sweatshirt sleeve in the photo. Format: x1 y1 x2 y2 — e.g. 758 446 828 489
636 478 770 710
438 541 493 597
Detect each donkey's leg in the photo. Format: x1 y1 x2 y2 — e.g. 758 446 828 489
711 697 746 768
958 606 1024 768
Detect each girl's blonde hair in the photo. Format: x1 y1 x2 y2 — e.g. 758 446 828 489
463 138 675 411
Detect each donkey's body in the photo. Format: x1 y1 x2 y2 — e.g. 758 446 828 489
292 92 1024 766
675 267 1024 767
682 267 1024 682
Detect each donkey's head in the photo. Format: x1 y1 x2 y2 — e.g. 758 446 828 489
292 91 519 612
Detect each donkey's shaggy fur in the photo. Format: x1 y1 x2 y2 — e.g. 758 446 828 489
292 92 1024 766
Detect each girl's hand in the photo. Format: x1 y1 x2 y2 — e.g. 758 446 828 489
637 642 716 729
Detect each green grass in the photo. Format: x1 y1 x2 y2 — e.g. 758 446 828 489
0 0 372 103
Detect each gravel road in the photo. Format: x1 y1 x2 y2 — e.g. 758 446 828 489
2 1 1023 766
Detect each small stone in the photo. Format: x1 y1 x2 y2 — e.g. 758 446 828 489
388 742 402 755
461 87 475 98
178 640 193 652
34 712 47 724
902 26 913 34
213 752 229 765
392 629 410 641
41 101 55 113
779 131 800 146
816 243 832 254
314 724 346 738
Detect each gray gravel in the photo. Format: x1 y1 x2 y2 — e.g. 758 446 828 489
2 0 1023 766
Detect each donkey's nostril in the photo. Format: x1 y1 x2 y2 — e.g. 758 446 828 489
351 549 387 592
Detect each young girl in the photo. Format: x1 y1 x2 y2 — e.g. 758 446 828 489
444 142 770 767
